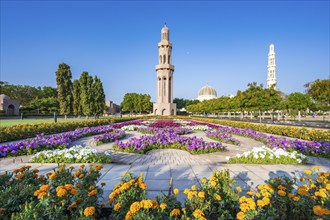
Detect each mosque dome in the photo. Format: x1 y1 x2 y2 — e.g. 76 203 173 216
197 85 217 101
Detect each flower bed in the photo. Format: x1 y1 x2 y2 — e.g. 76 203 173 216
0 117 136 143
206 129 241 145
30 145 111 163
227 146 307 164
113 129 224 154
1 165 329 219
0 125 114 158
181 119 330 159
0 164 108 219
181 116 330 142
93 130 126 145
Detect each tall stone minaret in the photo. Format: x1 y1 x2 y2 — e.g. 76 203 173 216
267 44 277 89
153 24 176 116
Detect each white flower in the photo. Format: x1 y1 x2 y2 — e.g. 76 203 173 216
225 156 230 160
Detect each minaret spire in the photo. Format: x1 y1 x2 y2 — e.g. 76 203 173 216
153 24 176 116
267 44 277 89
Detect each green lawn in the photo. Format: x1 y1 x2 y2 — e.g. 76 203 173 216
0 118 86 127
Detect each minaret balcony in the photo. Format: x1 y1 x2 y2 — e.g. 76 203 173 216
156 64 175 70
158 42 172 47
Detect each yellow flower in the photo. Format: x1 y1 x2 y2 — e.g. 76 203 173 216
304 170 312 175
326 184 330 190
237 211 245 220
288 193 294 198
298 186 308 196
255 192 261 198
125 211 133 220
88 189 98 197
312 166 320 171
170 208 180 216
83 206 95 216
160 203 167 210
141 200 153 209
184 189 190 194
201 178 207 184
139 182 147 189
293 196 300 202
114 203 121 211
313 205 323 215
257 200 265 207
188 192 194 200
300 177 305 182
79 174 84 179
210 181 217 187
34 190 41 197
39 184 50 192
64 184 73 191
130 202 142 214
49 173 57 180
215 194 221 201
246 191 253 196
236 186 242 193
173 188 180 195
277 190 286 197
277 185 286 191
198 191 205 199
191 185 197 191
37 192 47 199
57 188 67 197
193 209 204 218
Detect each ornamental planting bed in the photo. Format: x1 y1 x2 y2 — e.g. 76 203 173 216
0 164 329 219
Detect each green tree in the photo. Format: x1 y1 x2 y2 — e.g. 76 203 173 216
121 93 136 115
79 72 94 116
305 79 330 110
55 63 73 116
92 76 106 116
72 80 82 116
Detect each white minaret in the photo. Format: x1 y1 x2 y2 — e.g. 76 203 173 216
153 24 176 115
267 44 277 89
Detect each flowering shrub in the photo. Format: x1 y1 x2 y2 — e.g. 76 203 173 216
0 117 136 142
93 129 126 145
0 164 107 219
237 166 330 219
227 146 308 164
182 169 240 219
206 129 241 145
107 172 148 219
30 145 111 163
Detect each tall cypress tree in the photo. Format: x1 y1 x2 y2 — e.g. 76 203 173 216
79 72 93 116
55 63 73 116
72 80 82 116
92 76 106 116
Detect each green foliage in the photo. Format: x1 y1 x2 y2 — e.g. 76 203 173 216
121 93 152 114
0 81 57 106
287 92 313 111
25 97 59 114
92 76 106 115
305 79 330 105
79 72 94 116
55 63 73 115
72 80 82 116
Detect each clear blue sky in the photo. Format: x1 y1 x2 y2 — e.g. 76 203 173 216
1 1 329 104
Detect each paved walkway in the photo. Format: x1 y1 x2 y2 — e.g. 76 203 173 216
1 130 329 204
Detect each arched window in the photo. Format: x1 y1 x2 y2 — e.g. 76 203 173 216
163 77 166 96
159 55 162 64
158 78 161 96
163 55 166 64
168 55 170 64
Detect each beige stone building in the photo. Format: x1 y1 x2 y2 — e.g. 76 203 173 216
197 84 218 101
0 94 20 115
104 100 120 115
153 24 177 115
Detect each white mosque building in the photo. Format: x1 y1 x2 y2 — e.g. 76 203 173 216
197 84 218 101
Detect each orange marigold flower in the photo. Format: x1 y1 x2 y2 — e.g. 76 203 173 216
170 208 180 216
79 174 84 179
237 211 245 220
114 203 121 211
34 190 42 197
57 188 67 197
84 206 95 217
15 174 25 179
67 202 77 210
40 184 51 191
37 192 47 199
71 189 78 195
33 169 39 173
160 203 167 210
64 184 73 191
88 189 98 197
89 186 95 190
95 165 103 171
